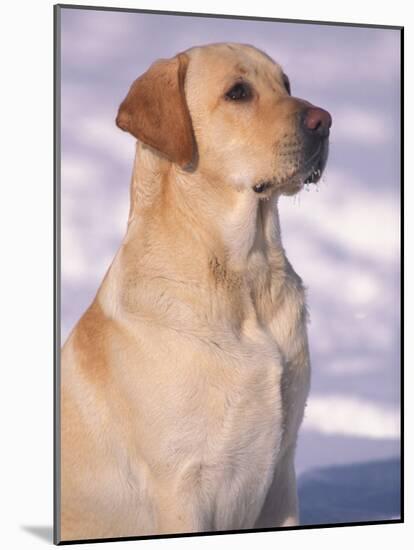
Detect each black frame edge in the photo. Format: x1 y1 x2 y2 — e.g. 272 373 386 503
55 3 403 30
58 519 403 545
53 3 62 546
400 26 405 524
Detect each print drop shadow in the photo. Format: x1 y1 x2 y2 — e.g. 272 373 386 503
21 525 53 543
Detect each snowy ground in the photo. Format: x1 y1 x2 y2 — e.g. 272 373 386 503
59 8 401 525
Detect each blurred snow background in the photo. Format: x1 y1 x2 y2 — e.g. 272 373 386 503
59 8 401 525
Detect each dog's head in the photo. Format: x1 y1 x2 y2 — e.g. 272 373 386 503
116 43 331 197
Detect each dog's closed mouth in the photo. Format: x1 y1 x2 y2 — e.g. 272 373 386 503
303 143 329 185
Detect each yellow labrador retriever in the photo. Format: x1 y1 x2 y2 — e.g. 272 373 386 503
60 43 331 541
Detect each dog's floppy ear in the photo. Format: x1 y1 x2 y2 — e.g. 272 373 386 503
116 53 195 168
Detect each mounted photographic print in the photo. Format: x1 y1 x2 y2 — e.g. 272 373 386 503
54 4 403 544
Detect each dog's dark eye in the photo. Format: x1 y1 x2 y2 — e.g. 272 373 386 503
225 82 252 101
282 73 291 96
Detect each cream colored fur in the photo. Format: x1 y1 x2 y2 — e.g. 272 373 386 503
60 43 315 541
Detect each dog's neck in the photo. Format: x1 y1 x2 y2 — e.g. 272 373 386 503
126 144 287 273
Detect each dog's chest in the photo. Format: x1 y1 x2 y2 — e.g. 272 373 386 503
116 300 284 530
152 331 283 530
121 257 307 530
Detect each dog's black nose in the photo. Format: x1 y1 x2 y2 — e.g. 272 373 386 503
301 107 332 139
